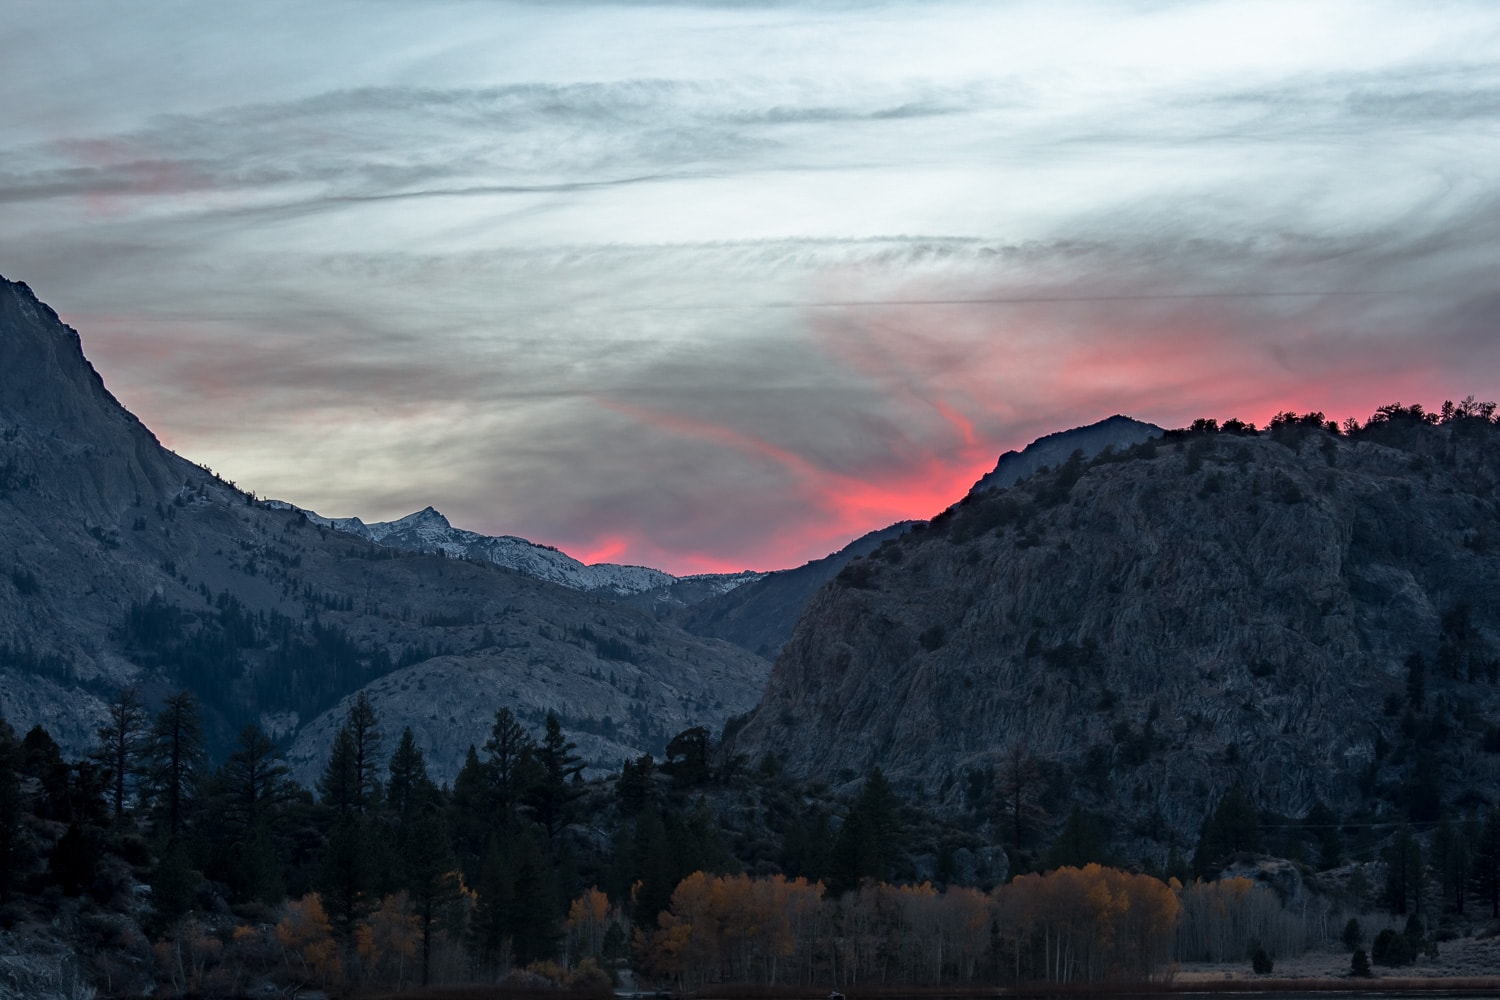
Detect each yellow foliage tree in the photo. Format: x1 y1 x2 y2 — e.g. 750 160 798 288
995 864 1179 983
276 893 342 988
360 892 420 988
566 885 614 964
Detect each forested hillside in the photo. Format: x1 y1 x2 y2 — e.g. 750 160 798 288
6 688 1490 998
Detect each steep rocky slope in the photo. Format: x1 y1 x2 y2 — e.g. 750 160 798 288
675 522 915 659
0 275 769 776
734 415 1500 855
679 417 1161 662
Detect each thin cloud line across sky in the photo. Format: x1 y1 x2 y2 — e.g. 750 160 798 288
617 289 1409 311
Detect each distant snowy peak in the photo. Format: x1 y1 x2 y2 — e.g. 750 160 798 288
969 415 1163 495
681 570 765 594
263 501 757 597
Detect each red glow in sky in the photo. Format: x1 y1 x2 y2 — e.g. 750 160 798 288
556 292 1488 575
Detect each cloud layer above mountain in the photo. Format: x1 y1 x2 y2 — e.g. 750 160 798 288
5 1 1500 572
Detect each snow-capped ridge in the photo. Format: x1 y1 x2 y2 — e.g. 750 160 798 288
265 500 760 597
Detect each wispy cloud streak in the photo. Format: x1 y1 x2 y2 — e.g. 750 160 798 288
3 1 1500 571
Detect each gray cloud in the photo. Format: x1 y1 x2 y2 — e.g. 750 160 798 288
6 1 1500 570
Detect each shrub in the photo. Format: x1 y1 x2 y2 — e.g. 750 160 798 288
1351 948 1373 977
1371 927 1415 966
1342 916 1363 951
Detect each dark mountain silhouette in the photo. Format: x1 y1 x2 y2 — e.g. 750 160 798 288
734 411 1500 858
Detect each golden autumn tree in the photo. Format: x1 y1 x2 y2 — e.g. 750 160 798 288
566 886 616 964
359 892 420 988
641 872 824 989
995 864 1179 983
276 893 342 988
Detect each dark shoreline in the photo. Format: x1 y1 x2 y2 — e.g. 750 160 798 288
695 980 1500 999
109 979 1500 1000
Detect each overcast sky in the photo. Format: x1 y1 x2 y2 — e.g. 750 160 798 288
5 1 1500 573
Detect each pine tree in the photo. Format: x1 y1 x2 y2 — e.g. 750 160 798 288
662 726 711 787
1304 799 1343 870
1435 815 1470 915
530 712 583 843
151 837 199 929
317 811 374 963
995 745 1047 851
220 723 293 830
1383 824 1423 915
629 808 677 929
318 728 359 812
1192 784 1262 877
483 707 534 826
233 820 285 905
1047 807 1112 869
1341 917 1363 952
386 727 438 838
148 691 205 843
469 838 513 971
403 811 460 985
48 821 98 895
828 768 902 895
828 807 878 897
616 754 656 815
214 724 294 903
1473 806 1500 918
679 796 730 875
0 720 21 903
509 829 559 965
449 745 492 880
20 725 71 821
780 810 832 881
92 686 147 824
345 693 384 814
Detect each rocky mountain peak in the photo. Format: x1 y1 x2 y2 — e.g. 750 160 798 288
0 274 187 521
969 414 1162 495
0 277 771 776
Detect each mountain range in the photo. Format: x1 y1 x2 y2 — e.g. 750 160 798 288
267 501 763 600
0 274 770 784
6 270 1499 862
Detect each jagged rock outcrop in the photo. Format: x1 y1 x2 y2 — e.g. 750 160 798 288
0 274 768 775
736 418 1500 857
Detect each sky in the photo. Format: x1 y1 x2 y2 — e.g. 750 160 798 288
4 1 1500 575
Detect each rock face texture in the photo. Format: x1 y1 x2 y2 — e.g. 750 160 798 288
0 275 768 777
676 418 1160 662
676 522 916 660
734 419 1500 853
